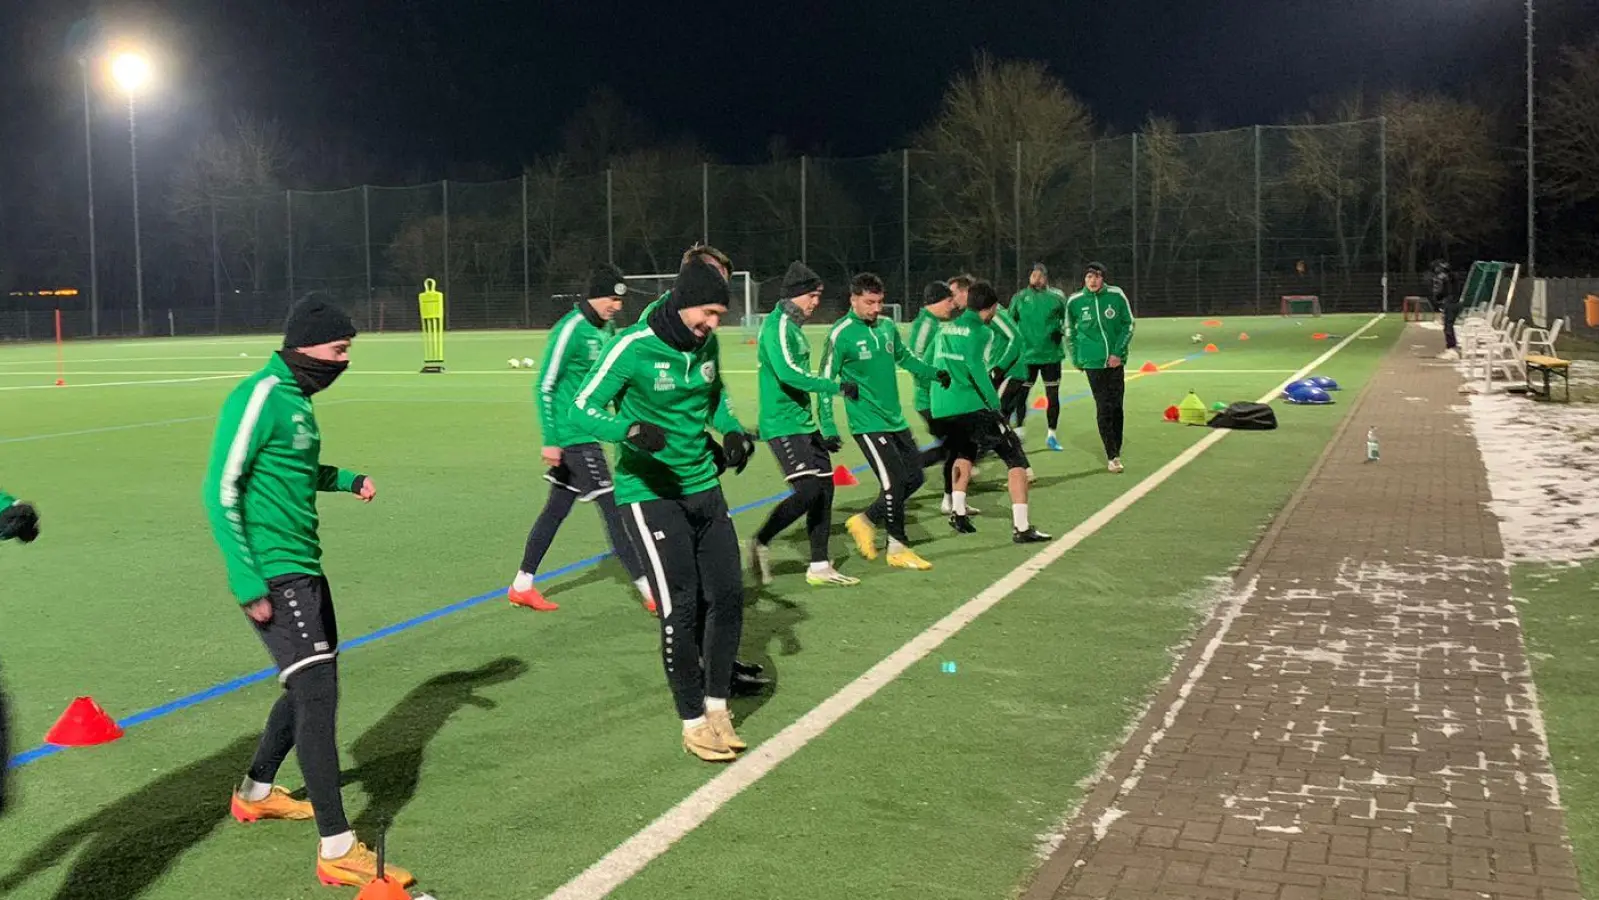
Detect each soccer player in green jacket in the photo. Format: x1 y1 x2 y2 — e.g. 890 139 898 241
819 273 949 571
1066 262 1136 473
572 258 758 763
909 280 973 516
930 281 1052 543
509 264 653 614
1010 263 1069 450
0 488 38 817
748 262 860 588
201 296 413 889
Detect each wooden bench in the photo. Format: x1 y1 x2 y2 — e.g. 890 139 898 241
1524 354 1572 402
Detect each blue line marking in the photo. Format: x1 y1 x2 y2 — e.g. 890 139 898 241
9 326 1313 771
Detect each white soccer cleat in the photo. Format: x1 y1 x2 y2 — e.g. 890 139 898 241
522 357 535 368
1108 458 1124 474
939 497 980 516
1435 348 1460 361
508 358 521 368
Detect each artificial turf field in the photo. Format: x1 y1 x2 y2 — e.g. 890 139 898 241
0 311 1398 899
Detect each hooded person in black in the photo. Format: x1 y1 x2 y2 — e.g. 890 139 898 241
1431 260 1462 360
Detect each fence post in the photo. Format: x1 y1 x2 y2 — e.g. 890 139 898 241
286 189 294 308
701 162 710 243
362 184 373 330
1254 125 1263 315
800 155 808 265
1014 141 1023 287
606 168 615 265
522 172 530 328
1130 133 1139 312
211 202 221 334
1379 116 1390 313
441 180 450 328
902 149 910 305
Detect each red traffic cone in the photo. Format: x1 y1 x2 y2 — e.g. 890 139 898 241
1311 332 1329 341
1031 395 1048 410
356 877 411 900
1140 361 1159 373
831 464 859 487
45 696 124 746
1202 319 1223 327
1163 405 1180 422
54 379 66 387
1237 332 1250 341
1203 343 1219 353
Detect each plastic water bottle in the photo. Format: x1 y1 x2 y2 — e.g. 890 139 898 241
1366 427 1380 462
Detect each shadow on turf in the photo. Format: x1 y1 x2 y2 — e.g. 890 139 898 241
0 734 258 900
737 589 810 723
345 656 529 838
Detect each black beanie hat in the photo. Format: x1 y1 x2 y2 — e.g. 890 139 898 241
923 280 953 305
1085 261 1107 277
781 261 823 299
587 264 629 301
283 293 357 349
668 258 731 312
967 281 1001 312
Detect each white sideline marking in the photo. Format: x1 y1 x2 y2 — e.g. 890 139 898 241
545 313 1385 899
0 374 242 392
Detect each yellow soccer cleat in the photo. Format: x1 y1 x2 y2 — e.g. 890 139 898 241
706 709 747 752
886 548 933 570
230 786 314 824
683 722 737 762
315 842 416 888
805 567 861 587
846 513 879 560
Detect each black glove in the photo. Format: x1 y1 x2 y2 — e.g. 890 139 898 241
819 434 843 454
1047 329 1063 344
722 431 756 474
838 381 860 401
935 370 952 389
0 502 39 543
626 421 667 453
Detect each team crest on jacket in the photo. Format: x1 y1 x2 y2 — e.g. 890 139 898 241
1104 307 1117 318
700 360 716 383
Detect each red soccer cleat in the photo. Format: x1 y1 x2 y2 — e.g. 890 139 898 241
508 586 558 611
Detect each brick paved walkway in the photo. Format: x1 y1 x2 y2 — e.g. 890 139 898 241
1027 328 1583 900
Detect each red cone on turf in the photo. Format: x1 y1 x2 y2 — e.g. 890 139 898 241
1031 395 1047 410
356 877 411 900
1311 332 1329 341
54 379 65 387
1163 405 1180 422
832 465 858 487
1140 361 1159 373
1203 319 1223 327
1237 332 1250 341
1203 343 1219 353
44 696 124 746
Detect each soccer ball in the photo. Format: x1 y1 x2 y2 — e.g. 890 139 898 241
522 357 535 369
1190 333 1203 343
508 358 521 369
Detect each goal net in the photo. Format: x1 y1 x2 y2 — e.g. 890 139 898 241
1280 295 1322 317
624 271 756 328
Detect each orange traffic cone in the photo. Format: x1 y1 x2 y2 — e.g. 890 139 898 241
54 379 66 387
1202 319 1223 327
1237 332 1250 341
831 465 859 487
1203 343 1219 353
1311 332 1329 341
1031 395 1048 410
44 697 124 746
355 829 412 900
1139 361 1159 373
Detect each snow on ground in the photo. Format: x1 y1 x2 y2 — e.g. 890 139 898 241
1466 359 1599 566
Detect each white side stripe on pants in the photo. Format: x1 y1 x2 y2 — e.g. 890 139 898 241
860 435 892 492
629 503 673 619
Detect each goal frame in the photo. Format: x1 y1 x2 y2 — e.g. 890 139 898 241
1280 294 1322 317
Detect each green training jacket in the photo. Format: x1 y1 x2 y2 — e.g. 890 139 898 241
201 352 366 604
986 307 1025 378
818 311 937 436
757 306 838 440
571 322 747 504
907 307 942 412
538 304 616 448
931 309 1004 418
1011 286 1069 364
1065 285 1136 369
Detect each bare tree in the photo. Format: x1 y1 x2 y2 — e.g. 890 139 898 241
1380 92 1508 271
561 86 653 173
610 142 705 274
1541 38 1599 207
168 116 295 295
1285 100 1383 276
912 53 1095 281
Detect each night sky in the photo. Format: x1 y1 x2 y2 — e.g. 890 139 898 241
0 0 1590 294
